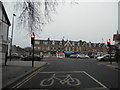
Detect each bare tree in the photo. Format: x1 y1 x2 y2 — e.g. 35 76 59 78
15 0 58 36
15 0 78 36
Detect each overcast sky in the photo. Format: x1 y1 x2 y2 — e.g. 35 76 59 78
3 1 118 48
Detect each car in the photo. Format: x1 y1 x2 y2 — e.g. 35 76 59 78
8 53 21 59
70 54 78 58
89 54 100 58
21 55 42 61
78 54 89 59
97 54 115 61
57 53 65 58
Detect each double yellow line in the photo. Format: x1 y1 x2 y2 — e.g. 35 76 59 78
10 67 44 90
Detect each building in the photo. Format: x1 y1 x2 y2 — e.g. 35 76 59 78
34 38 107 57
11 45 28 56
113 1 120 59
118 1 120 34
0 2 11 64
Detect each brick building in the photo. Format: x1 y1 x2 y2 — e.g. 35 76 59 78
112 1 120 61
34 38 107 57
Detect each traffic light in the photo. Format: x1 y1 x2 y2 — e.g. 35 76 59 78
31 32 35 45
107 39 111 47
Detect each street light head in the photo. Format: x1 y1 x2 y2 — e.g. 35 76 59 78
13 14 16 16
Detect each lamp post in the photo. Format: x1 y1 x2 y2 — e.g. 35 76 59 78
9 14 16 61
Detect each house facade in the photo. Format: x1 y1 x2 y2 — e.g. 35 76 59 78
0 2 11 64
113 1 120 59
118 1 120 34
11 45 29 56
34 38 107 57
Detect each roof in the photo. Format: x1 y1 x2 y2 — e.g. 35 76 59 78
0 1 11 26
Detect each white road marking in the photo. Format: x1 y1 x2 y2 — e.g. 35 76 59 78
38 71 85 73
39 71 108 89
11 67 45 89
40 73 80 87
83 71 107 89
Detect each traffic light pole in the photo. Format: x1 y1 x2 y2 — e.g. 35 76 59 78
107 39 112 64
31 32 35 67
32 44 34 67
109 45 112 64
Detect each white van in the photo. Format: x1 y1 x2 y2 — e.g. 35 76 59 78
57 53 65 58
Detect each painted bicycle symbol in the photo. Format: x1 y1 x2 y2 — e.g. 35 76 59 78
40 73 80 86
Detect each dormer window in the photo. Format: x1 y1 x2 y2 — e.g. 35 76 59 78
52 41 55 45
72 42 75 46
78 42 80 46
60 41 62 45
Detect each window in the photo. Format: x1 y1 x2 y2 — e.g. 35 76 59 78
38 47 40 49
60 41 62 45
0 22 1 34
43 41 48 45
78 42 80 46
69 47 71 51
47 47 50 50
52 41 55 45
72 47 74 51
65 47 67 51
35 41 39 44
72 42 74 46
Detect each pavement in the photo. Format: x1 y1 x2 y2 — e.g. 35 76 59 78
2 59 47 89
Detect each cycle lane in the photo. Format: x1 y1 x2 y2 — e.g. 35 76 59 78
10 70 109 90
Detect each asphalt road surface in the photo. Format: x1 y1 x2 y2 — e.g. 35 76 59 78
4 58 120 90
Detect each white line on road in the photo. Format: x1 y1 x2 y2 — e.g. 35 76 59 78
38 71 85 73
83 71 108 89
11 67 45 89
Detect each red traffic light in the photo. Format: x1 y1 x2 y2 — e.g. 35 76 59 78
107 39 110 44
31 33 35 38
107 39 111 47
31 32 35 45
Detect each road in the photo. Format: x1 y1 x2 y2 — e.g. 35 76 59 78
5 58 119 90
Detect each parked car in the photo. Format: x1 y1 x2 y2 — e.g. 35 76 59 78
8 53 21 59
21 55 42 61
78 54 89 59
89 54 100 58
57 53 65 58
70 54 89 59
70 54 78 58
97 54 115 61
